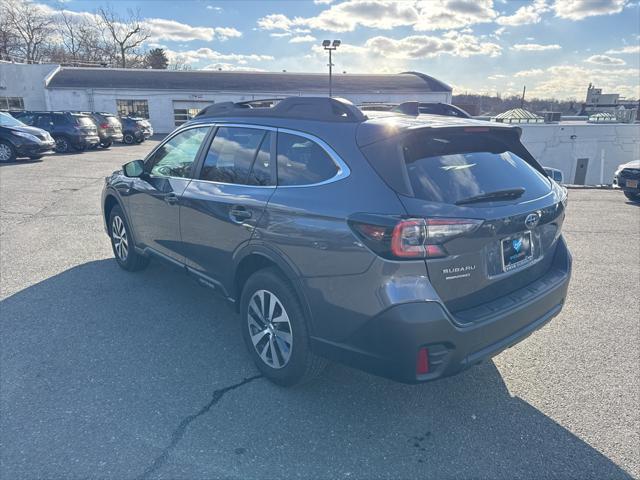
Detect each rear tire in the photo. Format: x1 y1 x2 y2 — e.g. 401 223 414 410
240 268 327 386
123 133 135 144
0 141 16 162
100 140 112 149
108 205 149 272
54 136 70 153
624 191 640 202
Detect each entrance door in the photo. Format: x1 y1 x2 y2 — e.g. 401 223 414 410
574 158 589 185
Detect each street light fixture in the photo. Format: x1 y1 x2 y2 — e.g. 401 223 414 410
322 39 341 97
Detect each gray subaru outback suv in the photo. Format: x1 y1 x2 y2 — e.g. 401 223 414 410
102 97 571 386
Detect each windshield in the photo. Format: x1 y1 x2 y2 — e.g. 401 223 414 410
402 132 551 204
0 112 25 127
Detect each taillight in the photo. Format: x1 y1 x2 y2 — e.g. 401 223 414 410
100 123 109 129
349 215 482 260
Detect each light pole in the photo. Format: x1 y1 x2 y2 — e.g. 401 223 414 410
322 39 341 97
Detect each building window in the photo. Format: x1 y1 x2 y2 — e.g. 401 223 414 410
116 99 149 119
173 107 202 126
0 97 25 111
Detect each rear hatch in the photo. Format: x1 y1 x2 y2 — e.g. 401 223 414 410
74 115 99 137
105 115 122 135
359 125 567 312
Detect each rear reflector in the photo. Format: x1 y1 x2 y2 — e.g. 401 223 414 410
416 347 429 375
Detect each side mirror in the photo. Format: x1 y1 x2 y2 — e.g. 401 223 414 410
123 159 145 178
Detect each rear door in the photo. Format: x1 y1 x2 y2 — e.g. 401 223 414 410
362 128 565 312
180 125 275 290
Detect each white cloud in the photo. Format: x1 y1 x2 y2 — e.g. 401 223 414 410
605 45 640 54
289 35 317 43
257 0 497 33
206 5 223 11
314 0 335 3
488 74 506 80
514 68 545 77
164 47 273 68
496 0 549 25
585 54 626 65
511 43 562 51
144 19 242 42
553 0 628 20
202 63 266 72
316 32 502 59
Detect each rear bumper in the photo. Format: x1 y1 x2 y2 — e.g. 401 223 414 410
72 136 100 148
312 237 572 383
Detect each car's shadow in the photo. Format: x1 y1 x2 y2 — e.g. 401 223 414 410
1 260 633 479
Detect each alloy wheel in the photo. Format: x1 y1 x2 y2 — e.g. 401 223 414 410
247 289 293 369
55 137 68 153
0 143 12 162
111 215 129 261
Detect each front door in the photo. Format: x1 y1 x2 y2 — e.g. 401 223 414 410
126 126 211 263
180 125 275 291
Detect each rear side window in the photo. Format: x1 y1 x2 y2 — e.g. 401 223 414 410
200 127 271 185
402 132 550 204
277 132 338 186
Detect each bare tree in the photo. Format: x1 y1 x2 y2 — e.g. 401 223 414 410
1 0 53 63
97 7 150 68
57 10 83 64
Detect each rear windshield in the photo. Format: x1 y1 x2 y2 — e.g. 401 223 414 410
106 116 120 126
76 116 95 126
361 129 551 204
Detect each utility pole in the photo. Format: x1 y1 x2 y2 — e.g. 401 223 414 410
322 40 341 97
521 85 526 108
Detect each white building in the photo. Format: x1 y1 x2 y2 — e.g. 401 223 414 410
1 62 638 184
1 63 453 134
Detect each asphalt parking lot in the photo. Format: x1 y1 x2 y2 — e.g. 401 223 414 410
1 142 639 480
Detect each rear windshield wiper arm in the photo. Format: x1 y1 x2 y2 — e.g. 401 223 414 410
455 188 525 206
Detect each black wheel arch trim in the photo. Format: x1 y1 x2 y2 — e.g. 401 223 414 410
232 243 317 337
103 188 140 248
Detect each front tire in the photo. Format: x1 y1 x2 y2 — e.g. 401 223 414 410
240 268 326 386
123 133 135 144
100 140 112 149
624 191 640 202
0 141 16 162
108 205 149 271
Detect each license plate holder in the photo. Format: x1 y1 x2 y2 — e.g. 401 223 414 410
626 179 638 188
501 231 533 272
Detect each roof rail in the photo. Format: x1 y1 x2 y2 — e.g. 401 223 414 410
196 96 367 123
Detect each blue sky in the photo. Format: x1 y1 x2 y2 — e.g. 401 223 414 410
40 0 640 100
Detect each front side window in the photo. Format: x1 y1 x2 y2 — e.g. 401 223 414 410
276 132 338 186
116 99 149 119
200 127 272 185
146 127 209 178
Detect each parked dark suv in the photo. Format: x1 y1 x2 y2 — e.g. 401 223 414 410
13 111 99 153
120 117 153 144
0 112 55 162
102 97 572 386
83 112 124 148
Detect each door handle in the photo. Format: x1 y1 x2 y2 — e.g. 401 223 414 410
229 206 252 222
164 193 179 205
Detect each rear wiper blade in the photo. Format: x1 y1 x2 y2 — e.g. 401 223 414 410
455 188 525 206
